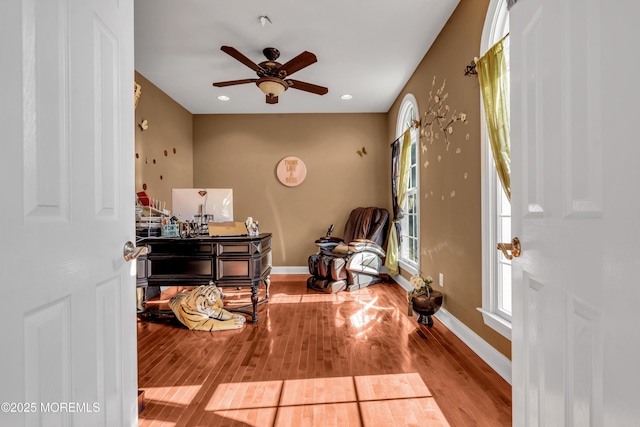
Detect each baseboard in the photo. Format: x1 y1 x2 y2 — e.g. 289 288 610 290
390 273 512 385
434 307 512 384
272 265 389 275
271 266 309 275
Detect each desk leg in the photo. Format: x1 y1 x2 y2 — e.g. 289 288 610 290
136 287 145 313
265 275 271 300
250 284 259 323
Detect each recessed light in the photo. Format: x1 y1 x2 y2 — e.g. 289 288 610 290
341 94 353 100
217 95 230 101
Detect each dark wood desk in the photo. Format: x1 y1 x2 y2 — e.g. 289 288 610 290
136 233 272 322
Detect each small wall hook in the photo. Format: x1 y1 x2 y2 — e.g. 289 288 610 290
259 15 272 26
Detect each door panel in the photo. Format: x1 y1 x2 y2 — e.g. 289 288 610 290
566 297 603 427
562 0 603 218
511 0 640 425
0 0 135 426
520 6 545 217
94 19 120 217
22 0 70 221
24 299 72 426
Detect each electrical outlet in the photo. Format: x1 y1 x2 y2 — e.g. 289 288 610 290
439 273 444 287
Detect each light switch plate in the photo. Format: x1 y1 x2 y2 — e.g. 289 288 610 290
439 273 444 287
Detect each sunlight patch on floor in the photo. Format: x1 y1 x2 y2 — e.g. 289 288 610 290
268 290 381 305
354 372 431 400
280 376 357 405
275 402 360 427
360 397 449 427
142 384 202 406
209 407 277 427
204 373 448 426
206 380 283 411
267 293 302 303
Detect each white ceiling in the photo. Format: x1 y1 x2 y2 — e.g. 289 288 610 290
134 0 460 114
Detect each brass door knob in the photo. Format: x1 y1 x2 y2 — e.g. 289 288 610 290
497 237 521 260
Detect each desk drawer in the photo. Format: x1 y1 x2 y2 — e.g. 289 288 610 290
216 258 252 280
148 257 213 278
148 242 214 255
216 242 253 256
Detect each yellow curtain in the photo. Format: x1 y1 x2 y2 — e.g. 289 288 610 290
476 35 511 200
385 129 412 276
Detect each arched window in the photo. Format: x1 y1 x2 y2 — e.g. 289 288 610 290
396 94 420 273
479 0 511 339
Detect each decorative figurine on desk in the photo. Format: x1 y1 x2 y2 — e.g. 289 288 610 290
169 282 246 331
245 217 260 236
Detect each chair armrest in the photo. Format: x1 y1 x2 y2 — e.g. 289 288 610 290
315 236 344 256
347 239 386 258
315 236 343 246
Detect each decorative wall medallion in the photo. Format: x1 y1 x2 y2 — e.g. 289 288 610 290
276 156 307 187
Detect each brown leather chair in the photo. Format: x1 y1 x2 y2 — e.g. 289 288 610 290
308 207 390 293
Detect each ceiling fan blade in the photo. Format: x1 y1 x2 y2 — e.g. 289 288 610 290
220 46 263 72
212 79 257 87
266 94 278 104
278 51 317 77
286 79 328 95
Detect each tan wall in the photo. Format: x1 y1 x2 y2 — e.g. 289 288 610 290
134 72 193 211
387 0 511 358
192 113 390 267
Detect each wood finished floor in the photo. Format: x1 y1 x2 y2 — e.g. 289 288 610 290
137 276 511 426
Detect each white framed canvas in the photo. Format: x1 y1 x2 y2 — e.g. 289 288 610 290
171 188 234 222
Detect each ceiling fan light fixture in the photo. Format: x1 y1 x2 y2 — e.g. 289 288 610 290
341 94 353 100
257 77 287 97
213 46 326 104
217 95 230 101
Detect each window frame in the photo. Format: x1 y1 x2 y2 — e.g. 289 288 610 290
396 94 420 275
478 0 512 340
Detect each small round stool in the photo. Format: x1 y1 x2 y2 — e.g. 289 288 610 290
411 288 443 327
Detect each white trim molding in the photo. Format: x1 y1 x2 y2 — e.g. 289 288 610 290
392 275 512 384
477 308 512 340
479 0 513 341
393 273 412 292
271 266 309 275
396 94 421 270
273 266 389 275
435 307 512 385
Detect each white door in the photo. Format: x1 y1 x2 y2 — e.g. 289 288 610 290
0 0 136 426
511 0 640 425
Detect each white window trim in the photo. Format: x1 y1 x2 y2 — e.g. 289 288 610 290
396 94 420 276
479 0 511 340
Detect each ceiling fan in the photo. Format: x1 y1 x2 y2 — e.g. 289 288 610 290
212 46 329 104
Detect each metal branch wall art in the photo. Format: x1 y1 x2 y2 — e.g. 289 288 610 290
419 76 472 206
419 76 469 152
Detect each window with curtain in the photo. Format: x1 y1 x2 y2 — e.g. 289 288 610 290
479 0 511 339
397 95 419 273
